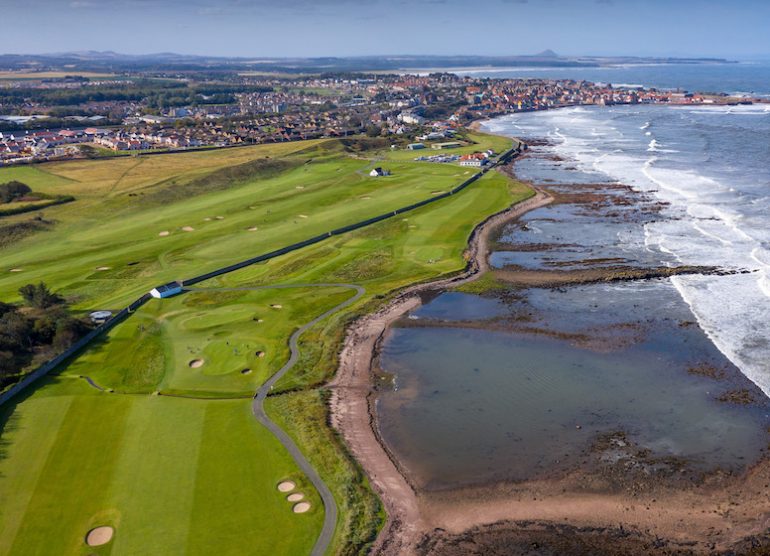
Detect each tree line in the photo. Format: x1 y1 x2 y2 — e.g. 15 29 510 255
0 283 90 391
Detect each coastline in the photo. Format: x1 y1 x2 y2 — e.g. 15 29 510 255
328 166 552 554
329 137 770 554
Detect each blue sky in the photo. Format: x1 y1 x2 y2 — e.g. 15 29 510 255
1 0 768 59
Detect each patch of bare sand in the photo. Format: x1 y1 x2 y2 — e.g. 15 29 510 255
85 526 114 547
278 481 295 492
189 359 204 368
158 231 170 236
181 226 195 232
293 502 311 513
418 456 770 553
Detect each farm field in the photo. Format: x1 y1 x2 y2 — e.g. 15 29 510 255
0 133 531 554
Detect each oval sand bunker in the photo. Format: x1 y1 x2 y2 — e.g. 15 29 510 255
189 359 204 368
86 526 114 546
293 502 311 513
277 481 295 492
287 493 304 502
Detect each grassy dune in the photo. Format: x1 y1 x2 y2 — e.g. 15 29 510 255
0 133 531 555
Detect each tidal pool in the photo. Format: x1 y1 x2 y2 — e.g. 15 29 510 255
377 283 770 491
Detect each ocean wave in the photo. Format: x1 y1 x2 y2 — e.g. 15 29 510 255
671 104 770 115
498 105 770 396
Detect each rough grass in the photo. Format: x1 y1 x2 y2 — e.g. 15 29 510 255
0 217 54 249
266 390 384 556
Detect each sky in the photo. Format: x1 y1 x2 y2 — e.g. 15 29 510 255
1 0 769 59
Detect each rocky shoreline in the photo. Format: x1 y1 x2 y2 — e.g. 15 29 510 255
328 165 553 554
328 147 770 555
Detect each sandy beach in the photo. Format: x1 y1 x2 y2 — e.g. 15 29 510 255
329 151 770 555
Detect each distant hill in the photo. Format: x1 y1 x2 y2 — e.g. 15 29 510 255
0 51 735 74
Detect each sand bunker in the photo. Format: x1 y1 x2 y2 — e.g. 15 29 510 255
182 226 195 232
256 351 266 358
9 268 22 272
247 227 258 232
158 231 170 237
96 266 111 271
298 214 308 219
271 304 282 309
203 217 212 222
287 493 304 502
215 216 224 220
86 526 114 547
189 359 204 368
241 369 252 375
277 481 296 493
296 185 305 190
293 502 311 513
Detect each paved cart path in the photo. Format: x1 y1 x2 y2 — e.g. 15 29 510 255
191 283 365 556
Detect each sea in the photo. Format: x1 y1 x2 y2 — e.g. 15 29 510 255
374 62 770 490
479 62 770 397
457 60 770 97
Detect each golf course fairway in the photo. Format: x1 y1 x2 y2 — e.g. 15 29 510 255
0 132 531 554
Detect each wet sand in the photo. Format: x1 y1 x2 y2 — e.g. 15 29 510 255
329 152 770 554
